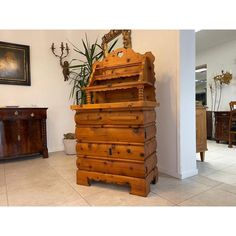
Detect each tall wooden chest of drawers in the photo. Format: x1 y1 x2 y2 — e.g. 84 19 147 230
0 107 48 160
71 48 158 197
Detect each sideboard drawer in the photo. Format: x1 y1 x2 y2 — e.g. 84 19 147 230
0 108 47 120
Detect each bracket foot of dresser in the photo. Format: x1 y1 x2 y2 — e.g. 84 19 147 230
76 167 158 197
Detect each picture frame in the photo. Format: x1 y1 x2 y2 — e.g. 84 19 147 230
0 41 30 86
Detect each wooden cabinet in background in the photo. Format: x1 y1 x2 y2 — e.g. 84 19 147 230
196 105 207 161
206 111 213 139
0 108 48 160
214 111 230 143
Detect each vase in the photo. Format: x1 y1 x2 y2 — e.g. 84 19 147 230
63 139 76 155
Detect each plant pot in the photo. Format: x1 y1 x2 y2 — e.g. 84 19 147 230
63 139 76 155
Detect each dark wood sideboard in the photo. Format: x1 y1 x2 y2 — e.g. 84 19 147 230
0 107 48 160
206 111 213 139
214 111 230 143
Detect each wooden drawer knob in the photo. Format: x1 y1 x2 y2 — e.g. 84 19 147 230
14 111 18 116
30 113 35 117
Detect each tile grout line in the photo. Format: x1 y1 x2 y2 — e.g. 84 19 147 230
150 189 177 205
151 176 223 206
45 159 92 206
213 183 236 196
176 183 223 206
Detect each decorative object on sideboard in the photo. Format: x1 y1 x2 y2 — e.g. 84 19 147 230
209 70 232 112
63 133 76 155
0 41 31 86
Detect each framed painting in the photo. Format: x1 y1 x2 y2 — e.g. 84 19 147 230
0 41 30 86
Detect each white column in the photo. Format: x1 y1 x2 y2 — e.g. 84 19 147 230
178 30 198 178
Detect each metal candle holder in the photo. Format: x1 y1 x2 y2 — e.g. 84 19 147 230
51 42 70 81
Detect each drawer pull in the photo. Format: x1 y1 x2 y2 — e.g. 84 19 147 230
17 134 21 141
30 113 35 117
14 111 18 116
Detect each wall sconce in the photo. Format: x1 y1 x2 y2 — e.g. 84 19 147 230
51 42 70 81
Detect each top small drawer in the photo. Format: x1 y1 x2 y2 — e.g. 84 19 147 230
0 108 47 120
75 109 156 125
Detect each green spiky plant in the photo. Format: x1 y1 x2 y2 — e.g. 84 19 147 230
68 35 118 105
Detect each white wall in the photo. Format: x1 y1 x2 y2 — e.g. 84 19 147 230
0 30 107 152
196 39 236 111
132 30 197 178
179 30 198 178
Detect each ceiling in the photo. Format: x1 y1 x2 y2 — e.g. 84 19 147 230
196 30 236 53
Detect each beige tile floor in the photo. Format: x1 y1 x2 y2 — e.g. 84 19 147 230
0 140 236 206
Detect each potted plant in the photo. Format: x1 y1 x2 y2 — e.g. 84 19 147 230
63 133 76 155
68 35 118 104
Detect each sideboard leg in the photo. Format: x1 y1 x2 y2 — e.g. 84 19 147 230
42 148 49 158
41 119 48 158
200 151 205 162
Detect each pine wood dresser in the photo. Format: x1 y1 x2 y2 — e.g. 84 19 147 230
71 48 159 197
0 107 48 160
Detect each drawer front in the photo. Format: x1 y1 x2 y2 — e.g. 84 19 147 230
75 110 156 125
77 153 157 178
76 125 156 143
0 109 47 120
76 138 157 160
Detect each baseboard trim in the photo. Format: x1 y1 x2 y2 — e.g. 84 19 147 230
48 146 64 153
158 166 198 179
158 167 181 179
179 168 198 179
